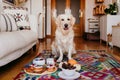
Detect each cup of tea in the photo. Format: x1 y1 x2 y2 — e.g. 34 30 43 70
46 58 55 65
33 58 45 66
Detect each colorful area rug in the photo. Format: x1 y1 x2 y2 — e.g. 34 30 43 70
14 50 120 80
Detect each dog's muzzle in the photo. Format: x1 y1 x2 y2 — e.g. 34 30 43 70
64 24 69 30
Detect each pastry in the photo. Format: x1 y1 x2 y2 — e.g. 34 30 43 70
33 66 43 73
47 65 56 72
68 59 78 65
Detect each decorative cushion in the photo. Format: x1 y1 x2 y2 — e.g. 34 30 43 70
0 14 18 32
3 6 30 30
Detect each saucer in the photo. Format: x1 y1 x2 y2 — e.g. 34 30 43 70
58 71 80 80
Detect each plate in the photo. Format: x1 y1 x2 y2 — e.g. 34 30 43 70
58 71 80 80
24 66 57 75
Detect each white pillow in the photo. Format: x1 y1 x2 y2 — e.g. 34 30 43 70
0 14 17 32
4 9 30 30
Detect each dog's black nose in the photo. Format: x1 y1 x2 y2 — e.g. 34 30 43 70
64 24 68 28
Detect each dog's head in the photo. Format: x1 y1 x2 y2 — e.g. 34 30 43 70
56 14 76 34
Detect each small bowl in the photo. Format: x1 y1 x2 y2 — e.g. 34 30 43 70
62 68 76 76
46 58 55 65
33 58 45 66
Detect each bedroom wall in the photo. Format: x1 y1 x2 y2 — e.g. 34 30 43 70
46 0 51 35
0 0 2 28
85 0 96 32
0 0 1 13
31 0 43 15
0 0 1 10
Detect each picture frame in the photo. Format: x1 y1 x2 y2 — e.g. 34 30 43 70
3 0 28 6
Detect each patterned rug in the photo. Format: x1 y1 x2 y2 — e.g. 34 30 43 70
14 50 120 80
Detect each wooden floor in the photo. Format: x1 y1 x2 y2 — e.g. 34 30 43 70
0 37 120 80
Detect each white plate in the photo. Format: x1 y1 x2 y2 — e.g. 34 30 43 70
24 67 57 75
58 71 80 80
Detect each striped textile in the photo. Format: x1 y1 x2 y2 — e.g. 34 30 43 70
0 14 17 32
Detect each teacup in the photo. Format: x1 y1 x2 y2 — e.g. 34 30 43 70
33 58 45 66
46 58 55 65
62 68 76 76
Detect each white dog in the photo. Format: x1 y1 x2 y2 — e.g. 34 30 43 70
51 14 76 62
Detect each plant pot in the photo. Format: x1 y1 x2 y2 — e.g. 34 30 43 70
111 12 117 15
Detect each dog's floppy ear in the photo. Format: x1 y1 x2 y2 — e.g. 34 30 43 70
71 15 76 26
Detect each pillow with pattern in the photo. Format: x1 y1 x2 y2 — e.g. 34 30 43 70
3 6 30 30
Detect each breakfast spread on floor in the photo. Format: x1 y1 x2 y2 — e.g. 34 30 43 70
24 58 57 75
15 50 120 80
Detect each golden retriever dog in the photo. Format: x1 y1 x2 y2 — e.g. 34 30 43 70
51 14 76 62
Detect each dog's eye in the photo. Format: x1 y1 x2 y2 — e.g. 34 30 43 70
61 19 64 21
67 18 70 21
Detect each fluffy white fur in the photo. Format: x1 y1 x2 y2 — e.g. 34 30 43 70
51 14 76 62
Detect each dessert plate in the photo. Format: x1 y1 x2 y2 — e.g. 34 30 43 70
58 71 80 80
24 66 57 75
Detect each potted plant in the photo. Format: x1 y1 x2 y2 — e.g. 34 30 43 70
104 2 118 15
